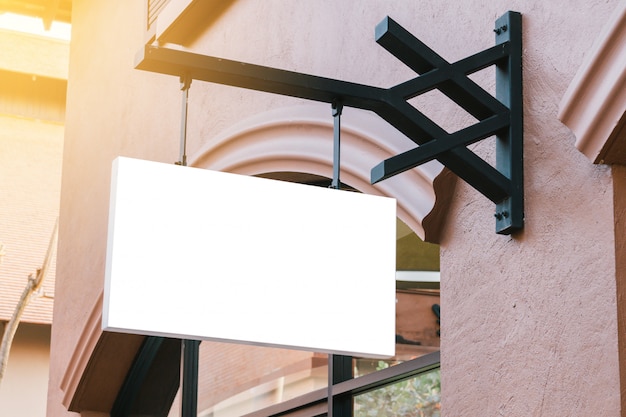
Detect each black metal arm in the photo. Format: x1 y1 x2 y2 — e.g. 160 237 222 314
135 11 523 234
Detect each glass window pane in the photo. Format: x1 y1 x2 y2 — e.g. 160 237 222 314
354 367 441 417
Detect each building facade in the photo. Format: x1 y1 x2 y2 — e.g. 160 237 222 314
48 0 626 416
0 8 69 416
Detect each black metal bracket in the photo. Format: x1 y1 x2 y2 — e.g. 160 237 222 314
135 11 523 234
372 12 523 234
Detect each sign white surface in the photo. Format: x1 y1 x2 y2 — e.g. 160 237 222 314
103 157 396 358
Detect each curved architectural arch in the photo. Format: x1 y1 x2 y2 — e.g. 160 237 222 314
190 104 452 241
558 2 626 164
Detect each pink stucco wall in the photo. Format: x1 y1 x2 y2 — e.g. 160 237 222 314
48 2 181 416
50 0 623 416
436 1 621 415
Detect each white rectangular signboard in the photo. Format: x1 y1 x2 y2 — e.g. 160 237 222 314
103 157 396 358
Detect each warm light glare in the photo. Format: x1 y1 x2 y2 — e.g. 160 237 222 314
0 12 71 40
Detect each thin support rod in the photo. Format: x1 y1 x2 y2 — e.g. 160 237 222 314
178 76 198 417
331 101 343 189
178 75 191 166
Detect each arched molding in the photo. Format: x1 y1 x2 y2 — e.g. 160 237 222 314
558 1 626 164
190 104 452 241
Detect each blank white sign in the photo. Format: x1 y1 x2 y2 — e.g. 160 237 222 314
103 157 396 358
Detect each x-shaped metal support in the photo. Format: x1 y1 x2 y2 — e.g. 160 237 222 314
136 11 523 234
372 12 523 234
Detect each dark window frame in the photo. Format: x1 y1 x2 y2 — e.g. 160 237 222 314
242 351 440 417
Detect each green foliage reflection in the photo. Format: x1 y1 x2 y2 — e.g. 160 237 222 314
354 363 440 417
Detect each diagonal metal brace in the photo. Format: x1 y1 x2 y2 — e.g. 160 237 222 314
371 112 510 182
134 11 523 234
371 11 523 234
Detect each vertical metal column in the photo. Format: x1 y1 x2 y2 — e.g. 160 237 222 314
494 11 523 234
181 339 200 417
330 101 343 190
328 354 353 417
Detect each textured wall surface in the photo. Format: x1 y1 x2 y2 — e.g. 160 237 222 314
437 1 621 415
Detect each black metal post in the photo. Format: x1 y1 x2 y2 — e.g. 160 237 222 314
181 339 200 417
494 11 524 234
327 354 353 417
